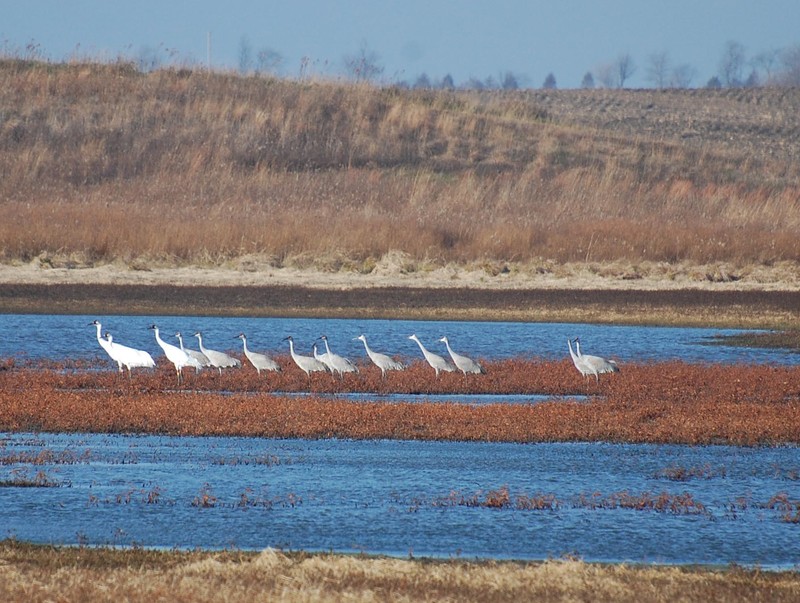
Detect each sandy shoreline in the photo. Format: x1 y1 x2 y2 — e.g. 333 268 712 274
2 259 800 292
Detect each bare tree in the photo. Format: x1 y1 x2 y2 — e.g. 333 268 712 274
719 40 746 87
779 44 800 86
669 63 697 88
581 71 595 88
463 77 486 90
256 47 283 75
500 71 519 90
743 69 759 87
542 72 557 89
343 41 384 82
439 74 455 89
413 73 431 89
646 51 670 89
615 53 636 88
238 36 253 74
594 63 616 88
753 48 781 85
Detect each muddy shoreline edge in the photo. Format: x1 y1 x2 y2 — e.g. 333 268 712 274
1 282 799 329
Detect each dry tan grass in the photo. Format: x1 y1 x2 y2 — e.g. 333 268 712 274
1 541 799 603
1 59 799 274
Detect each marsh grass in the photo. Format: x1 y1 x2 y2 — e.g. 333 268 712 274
1 540 799 602
1 59 799 272
0 468 61 487
3 359 800 445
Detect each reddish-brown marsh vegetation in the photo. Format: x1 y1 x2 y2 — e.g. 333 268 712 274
2 358 799 445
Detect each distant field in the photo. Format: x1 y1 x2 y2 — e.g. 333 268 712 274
1 59 799 278
525 86 800 163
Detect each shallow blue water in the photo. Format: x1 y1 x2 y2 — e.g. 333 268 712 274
0 313 796 365
1 432 798 567
1 314 798 565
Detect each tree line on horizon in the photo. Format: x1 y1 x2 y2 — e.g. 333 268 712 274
5 36 800 91
241 37 800 91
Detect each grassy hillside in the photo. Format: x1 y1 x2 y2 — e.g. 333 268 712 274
1 59 799 274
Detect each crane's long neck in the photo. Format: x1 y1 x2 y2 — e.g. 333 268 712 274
420 345 436 362
323 339 332 355
241 338 249 354
443 340 454 355
153 328 165 346
195 335 207 353
177 335 185 351
287 339 297 358
361 339 373 356
567 339 578 362
575 340 583 357
94 322 103 343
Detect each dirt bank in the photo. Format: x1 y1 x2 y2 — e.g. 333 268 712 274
1 263 799 327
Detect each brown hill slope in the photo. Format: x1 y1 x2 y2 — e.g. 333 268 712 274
0 60 798 273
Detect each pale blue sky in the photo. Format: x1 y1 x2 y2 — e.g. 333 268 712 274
3 1 798 88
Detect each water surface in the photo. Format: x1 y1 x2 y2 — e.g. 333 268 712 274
1 314 795 365
2 432 798 567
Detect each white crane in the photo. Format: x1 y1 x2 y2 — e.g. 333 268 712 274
439 336 485 375
89 320 117 368
355 334 404 378
570 337 619 382
317 335 358 377
408 334 455 377
175 332 209 372
236 333 280 375
575 337 619 380
567 337 592 381
89 321 154 377
312 343 333 373
103 332 155 377
283 336 328 377
313 341 330 366
149 324 193 384
193 331 241 374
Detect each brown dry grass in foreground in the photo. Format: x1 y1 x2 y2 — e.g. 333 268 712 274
1 60 800 274
1 541 799 603
2 359 799 445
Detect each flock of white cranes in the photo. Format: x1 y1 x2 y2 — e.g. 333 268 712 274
89 320 619 383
